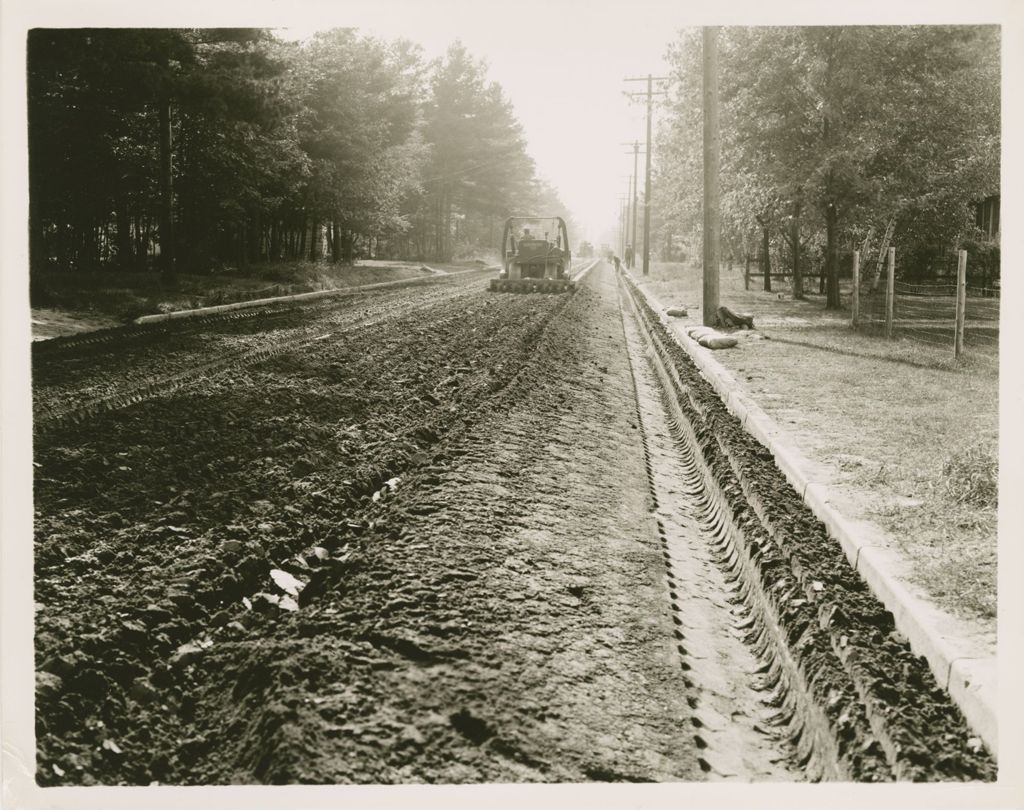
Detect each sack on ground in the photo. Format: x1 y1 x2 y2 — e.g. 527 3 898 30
698 335 739 350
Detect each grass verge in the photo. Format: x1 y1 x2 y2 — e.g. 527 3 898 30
638 261 998 635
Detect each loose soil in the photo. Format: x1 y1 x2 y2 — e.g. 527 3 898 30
33 262 995 784
636 262 997 639
34 264 696 784
620 272 993 781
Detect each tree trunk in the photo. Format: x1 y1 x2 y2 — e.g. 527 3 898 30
761 224 772 293
331 220 342 263
238 222 248 270
825 202 841 309
791 201 803 299
158 99 175 278
133 215 143 265
254 211 264 262
116 197 133 270
309 219 320 261
270 220 280 261
341 230 354 264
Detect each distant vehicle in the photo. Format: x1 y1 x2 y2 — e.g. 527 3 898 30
489 216 574 293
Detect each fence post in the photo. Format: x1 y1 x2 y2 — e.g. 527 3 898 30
744 254 750 290
884 247 895 339
955 249 967 359
851 250 860 329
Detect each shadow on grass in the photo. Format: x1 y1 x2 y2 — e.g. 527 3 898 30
765 333 998 373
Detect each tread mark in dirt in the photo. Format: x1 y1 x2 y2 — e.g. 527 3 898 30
617 278 801 781
33 282 484 431
36 274 697 784
617 269 994 782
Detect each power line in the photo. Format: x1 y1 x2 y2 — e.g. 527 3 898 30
620 141 643 268
625 75 668 275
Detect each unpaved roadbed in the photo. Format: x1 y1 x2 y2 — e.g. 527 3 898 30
33 265 995 784
34 269 695 784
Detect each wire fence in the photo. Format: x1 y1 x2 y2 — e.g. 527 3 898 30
857 252 999 360
861 281 1000 349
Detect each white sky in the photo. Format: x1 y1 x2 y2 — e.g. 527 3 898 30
3 0 1016 245
278 0 686 245
263 0 1020 245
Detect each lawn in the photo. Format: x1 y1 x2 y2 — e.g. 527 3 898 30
636 262 998 640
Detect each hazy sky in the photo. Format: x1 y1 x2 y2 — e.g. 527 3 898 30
5 0 1016 247
271 0 1017 245
281 0 688 245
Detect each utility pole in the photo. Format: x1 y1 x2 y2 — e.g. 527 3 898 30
614 194 622 258
701 28 720 325
625 75 668 276
627 177 633 263
632 142 640 264
791 199 803 299
620 141 644 268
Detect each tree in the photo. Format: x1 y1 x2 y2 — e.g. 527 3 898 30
27 29 571 277
28 29 196 273
289 30 425 263
419 43 536 261
657 26 1000 307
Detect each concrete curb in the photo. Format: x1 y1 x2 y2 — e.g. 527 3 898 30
133 266 489 325
625 272 998 758
572 258 602 283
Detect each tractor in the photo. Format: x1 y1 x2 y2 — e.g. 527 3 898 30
489 216 574 293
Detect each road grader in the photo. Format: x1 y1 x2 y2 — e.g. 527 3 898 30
489 216 575 293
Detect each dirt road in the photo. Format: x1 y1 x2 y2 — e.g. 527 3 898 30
34 263 702 784
32 263 992 785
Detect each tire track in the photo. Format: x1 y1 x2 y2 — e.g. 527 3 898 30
617 278 801 780
617 269 995 781
33 282 481 432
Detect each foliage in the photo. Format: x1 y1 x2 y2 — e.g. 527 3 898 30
28 29 549 274
942 442 998 509
656 26 1000 305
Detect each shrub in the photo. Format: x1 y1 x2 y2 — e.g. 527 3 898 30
942 442 998 509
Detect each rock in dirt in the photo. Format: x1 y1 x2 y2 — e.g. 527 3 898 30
210 610 231 628
95 548 117 564
666 307 688 317
171 641 206 668
130 677 158 703
249 500 275 515
37 671 64 699
168 593 198 613
270 569 306 597
291 457 316 476
142 604 174 624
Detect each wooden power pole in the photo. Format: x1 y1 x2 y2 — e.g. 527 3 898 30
626 140 634 266
620 141 644 268
702 27 720 325
625 75 668 276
